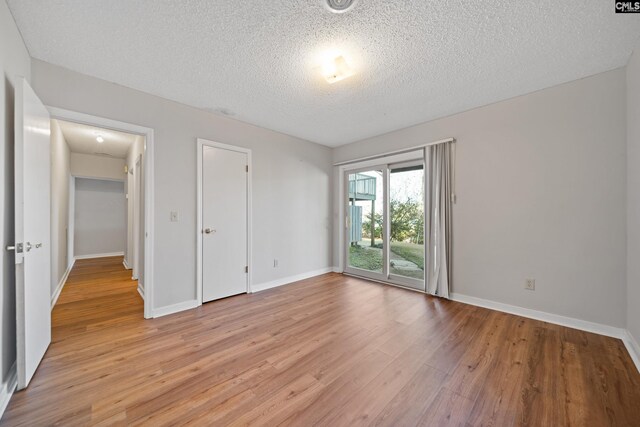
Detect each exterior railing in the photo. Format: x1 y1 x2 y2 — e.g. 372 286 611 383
348 173 376 200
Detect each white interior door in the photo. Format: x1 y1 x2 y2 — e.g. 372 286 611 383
201 145 248 302
13 78 51 390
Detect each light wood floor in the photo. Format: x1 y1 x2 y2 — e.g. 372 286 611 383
2 257 640 426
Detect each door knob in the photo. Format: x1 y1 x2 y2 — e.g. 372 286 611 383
203 228 216 234
25 242 32 252
35 243 42 249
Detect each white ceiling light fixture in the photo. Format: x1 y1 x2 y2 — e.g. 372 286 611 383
321 55 355 84
96 135 104 143
325 0 357 13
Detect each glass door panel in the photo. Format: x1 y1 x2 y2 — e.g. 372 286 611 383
343 159 425 291
346 169 386 278
388 164 425 289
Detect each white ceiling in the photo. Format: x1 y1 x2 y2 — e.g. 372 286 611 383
8 1 640 147
56 120 137 159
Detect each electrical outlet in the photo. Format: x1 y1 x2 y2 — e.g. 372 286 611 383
525 278 535 291
273 259 278 268
170 211 178 222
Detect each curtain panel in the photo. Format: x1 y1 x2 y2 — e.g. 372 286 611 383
425 142 454 298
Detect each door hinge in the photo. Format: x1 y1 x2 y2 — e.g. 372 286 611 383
246 165 249 172
245 266 248 273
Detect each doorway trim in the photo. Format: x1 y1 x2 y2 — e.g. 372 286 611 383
196 138 253 305
47 107 155 319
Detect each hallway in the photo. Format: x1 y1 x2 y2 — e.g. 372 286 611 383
3 256 143 425
52 257 142 337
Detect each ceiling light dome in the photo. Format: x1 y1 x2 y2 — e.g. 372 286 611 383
326 0 356 13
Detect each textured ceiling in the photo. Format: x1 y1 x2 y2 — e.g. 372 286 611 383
8 1 640 147
57 120 136 159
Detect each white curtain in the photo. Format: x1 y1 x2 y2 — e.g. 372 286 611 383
425 142 454 298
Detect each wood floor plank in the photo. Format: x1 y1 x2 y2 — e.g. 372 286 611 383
371 363 447 426
2 256 639 426
280 350 394 426
520 326 567 426
465 316 531 426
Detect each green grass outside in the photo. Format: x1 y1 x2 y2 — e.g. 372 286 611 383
348 241 424 271
348 245 383 271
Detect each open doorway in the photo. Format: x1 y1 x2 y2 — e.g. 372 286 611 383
49 118 147 317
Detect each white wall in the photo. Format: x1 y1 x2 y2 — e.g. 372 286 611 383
50 120 71 296
74 178 126 257
70 152 125 181
334 69 627 328
31 59 333 310
627 41 640 345
0 0 31 405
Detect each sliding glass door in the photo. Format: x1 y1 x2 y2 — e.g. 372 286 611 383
388 162 425 289
344 158 426 290
346 168 387 281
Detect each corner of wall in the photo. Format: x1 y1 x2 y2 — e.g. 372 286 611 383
626 36 640 359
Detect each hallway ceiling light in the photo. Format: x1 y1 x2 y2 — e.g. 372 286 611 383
321 55 354 84
96 135 104 143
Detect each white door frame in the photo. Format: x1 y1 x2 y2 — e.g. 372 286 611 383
132 156 142 280
196 138 252 304
67 177 75 270
48 107 155 319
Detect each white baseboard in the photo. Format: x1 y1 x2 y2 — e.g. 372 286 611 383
51 259 75 309
151 267 335 318
251 267 334 293
0 362 17 419
123 259 131 270
450 293 626 339
451 293 639 374
623 330 640 374
332 266 342 273
152 299 199 318
74 251 124 260
137 283 145 300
